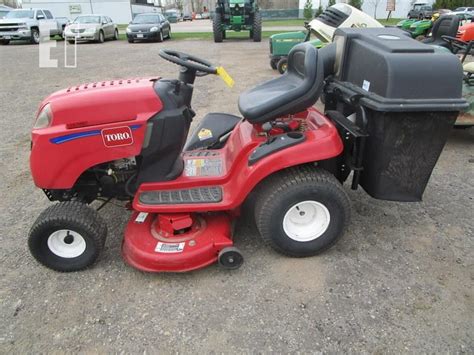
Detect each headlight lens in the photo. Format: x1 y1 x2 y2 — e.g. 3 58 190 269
150 26 159 32
34 104 52 129
126 27 132 33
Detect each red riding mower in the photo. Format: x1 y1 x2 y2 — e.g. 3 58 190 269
28 28 467 273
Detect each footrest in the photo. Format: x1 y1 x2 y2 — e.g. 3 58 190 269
139 186 223 205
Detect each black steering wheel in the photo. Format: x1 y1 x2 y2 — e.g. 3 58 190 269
159 49 217 76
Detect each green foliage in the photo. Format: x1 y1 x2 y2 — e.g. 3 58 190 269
433 0 473 9
315 5 324 16
348 0 363 10
327 0 336 8
303 0 314 20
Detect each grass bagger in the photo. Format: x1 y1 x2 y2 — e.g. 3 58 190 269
269 3 382 74
28 28 467 273
212 0 261 42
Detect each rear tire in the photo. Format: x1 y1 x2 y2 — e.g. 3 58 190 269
277 57 288 74
252 11 262 42
254 166 350 257
28 202 107 272
213 14 223 43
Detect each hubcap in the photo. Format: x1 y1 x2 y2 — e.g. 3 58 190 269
283 201 330 242
47 230 86 258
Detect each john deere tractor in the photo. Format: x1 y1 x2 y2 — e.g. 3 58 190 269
213 0 262 42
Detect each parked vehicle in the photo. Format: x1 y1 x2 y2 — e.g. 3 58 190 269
213 0 262 42
0 8 63 45
26 28 467 273
126 13 170 43
165 9 181 23
270 4 383 73
454 7 474 13
408 3 433 19
0 5 12 19
183 13 192 21
64 15 118 44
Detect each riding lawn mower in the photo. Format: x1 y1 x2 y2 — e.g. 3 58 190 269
28 28 467 273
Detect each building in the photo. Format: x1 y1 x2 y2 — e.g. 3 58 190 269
21 0 163 23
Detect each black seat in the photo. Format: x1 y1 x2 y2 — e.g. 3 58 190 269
422 15 460 49
238 43 324 124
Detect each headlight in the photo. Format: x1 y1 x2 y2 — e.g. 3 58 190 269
458 30 466 34
150 26 159 32
86 27 96 33
126 27 132 33
34 104 52 129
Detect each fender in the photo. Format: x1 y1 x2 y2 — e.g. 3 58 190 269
133 107 344 213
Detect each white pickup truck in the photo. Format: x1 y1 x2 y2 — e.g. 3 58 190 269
0 8 67 45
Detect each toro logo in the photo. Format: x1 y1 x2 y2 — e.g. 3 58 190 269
101 126 134 147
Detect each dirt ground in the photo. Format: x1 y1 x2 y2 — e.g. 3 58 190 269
0 39 473 353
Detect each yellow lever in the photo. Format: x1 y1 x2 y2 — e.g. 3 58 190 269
216 66 235 88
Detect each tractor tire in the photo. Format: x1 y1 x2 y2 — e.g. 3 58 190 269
277 57 288 74
252 11 262 42
270 58 278 70
254 166 351 258
28 202 107 272
213 14 224 43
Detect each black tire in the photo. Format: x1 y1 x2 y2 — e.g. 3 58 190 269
156 30 163 42
127 37 134 43
252 11 262 42
218 247 244 270
31 28 40 44
277 57 288 74
113 29 119 40
254 166 350 257
222 30 226 39
98 30 105 43
270 58 279 70
249 30 253 38
0 39 9 45
28 202 107 272
167 29 171 39
68 40 75 44
213 14 223 43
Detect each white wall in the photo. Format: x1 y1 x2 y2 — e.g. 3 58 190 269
22 0 133 23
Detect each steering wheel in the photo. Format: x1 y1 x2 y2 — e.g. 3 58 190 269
441 35 469 54
159 49 217 76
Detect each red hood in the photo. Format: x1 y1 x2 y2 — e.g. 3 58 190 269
42 77 163 128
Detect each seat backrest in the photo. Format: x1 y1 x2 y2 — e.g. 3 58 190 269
432 15 460 39
238 43 329 124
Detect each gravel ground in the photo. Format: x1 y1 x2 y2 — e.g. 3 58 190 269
0 39 473 353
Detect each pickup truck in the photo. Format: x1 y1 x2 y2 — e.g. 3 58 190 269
407 3 433 19
0 8 65 45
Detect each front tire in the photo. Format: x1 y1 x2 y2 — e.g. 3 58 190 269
277 57 288 74
254 166 350 257
28 202 107 272
31 28 40 44
0 39 10 45
113 29 119 40
270 58 279 70
97 30 105 43
156 30 163 42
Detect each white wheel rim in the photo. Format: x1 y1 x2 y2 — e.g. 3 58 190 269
47 230 86 258
283 201 330 242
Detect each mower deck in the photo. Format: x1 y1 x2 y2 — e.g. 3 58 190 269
123 211 233 272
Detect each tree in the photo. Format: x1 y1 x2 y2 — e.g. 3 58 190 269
327 0 336 8
366 0 382 18
349 0 363 10
303 0 314 20
315 4 324 16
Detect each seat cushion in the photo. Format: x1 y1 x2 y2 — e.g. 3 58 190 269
238 43 324 124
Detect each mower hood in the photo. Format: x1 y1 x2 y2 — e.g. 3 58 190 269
38 78 163 129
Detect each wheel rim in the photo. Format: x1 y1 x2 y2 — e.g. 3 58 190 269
283 201 330 242
47 230 86 258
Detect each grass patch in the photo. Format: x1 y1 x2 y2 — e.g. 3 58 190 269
118 31 282 41
262 19 305 27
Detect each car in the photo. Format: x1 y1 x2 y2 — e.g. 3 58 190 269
0 5 12 19
126 13 170 43
0 8 64 45
64 15 118 44
408 3 433 19
183 13 192 21
164 9 181 23
454 7 474 13
457 17 474 42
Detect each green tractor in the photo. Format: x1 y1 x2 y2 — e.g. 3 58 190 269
213 0 262 42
